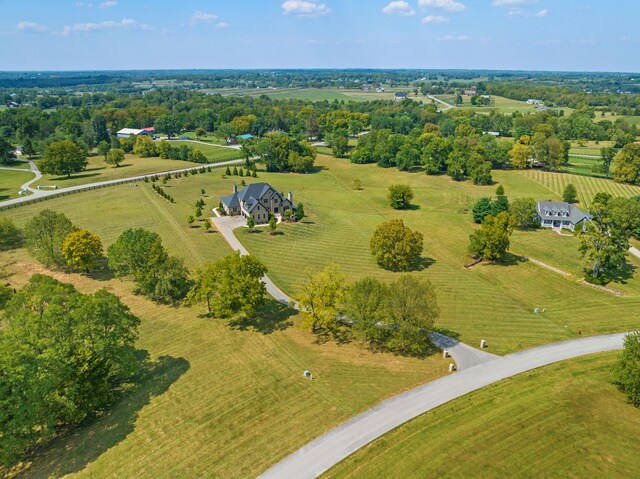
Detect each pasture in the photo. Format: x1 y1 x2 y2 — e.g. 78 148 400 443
324 352 640 479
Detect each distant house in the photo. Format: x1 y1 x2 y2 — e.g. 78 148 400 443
395 92 408 101
227 133 254 145
527 99 544 105
537 105 548 113
376 87 385 93
483 131 501 137
238 133 254 141
464 89 477 96
536 201 591 231
6 101 19 108
362 85 372 92
219 182 296 224
116 128 154 139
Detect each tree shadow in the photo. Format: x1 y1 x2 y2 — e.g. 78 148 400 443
227 299 295 334
608 262 637 285
49 172 101 182
16 353 189 479
495 253 528 267
379 256 436 272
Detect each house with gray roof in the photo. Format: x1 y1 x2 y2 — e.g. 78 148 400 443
219 182 295 224
536 201 591 231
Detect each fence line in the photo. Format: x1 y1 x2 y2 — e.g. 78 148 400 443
0 160 247 212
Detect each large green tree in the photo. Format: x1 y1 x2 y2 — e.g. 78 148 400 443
370 219 424 271
0 275 140 467
40 140 87 177
297 263 347 334
0 137 16 165
387 184 414 210
612 143 640 185
469 212 517 261
0 218 22 251
25 209 77 268
614 332 640 407
106 148 125 167
509 198 538 229
185 252 267 317
107 228 161 278
341 277 388 346
62 229 104 272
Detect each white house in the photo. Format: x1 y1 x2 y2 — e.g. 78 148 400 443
219 182 296 225
116 128 154 139
536 201 591 231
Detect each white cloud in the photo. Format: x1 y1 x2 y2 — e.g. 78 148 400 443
307 39 326 44
383 1 416 16
100 1 117 8
492 0 537 5
508 8 547 17
282 0 331 17
216 22 230 29
422 15 449 23
190 11 219 25
530 9 547 17
438 34 470 41
16 21 47 32
419 0 465 13
58 18 146 36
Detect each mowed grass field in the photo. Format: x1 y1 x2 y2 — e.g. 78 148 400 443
0 176 448 478
324 352 640 479
236 157 640 354
0 169 34 200
166 140 244 161
32 154 206 189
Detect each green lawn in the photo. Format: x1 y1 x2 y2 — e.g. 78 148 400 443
324 352 640 479
0 169 34 200
166 140 244 162
234 157 640 354
565 155 605 177
32 154 208 189
0 173 448 478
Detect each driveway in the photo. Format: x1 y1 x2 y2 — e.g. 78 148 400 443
258 332 627 479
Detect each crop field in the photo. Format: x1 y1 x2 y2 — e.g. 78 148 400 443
0 169 34 200
517 169 640 207
0 175 447 478
324 352 640 479
565 155 604 177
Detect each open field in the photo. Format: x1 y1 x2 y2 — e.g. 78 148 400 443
595 112 640 125
565 155 605 177
202 87 414 102
432 95 572 115
236 157 640 354
324 352 640 479
517 169 640 207
166 140 244 161
0 169 34 200
32 154 208 189
0 173 448 478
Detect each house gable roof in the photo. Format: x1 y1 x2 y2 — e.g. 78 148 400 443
536 201 591 224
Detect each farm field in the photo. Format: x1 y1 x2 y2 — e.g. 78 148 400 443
0 175 448 478
236 156 640 354
32 154 214 189
165 140 244 161
516 169 640 207
595 112 640 125
565 155 604 177
0 169 34 200
203 87 414 102
324 352 640 479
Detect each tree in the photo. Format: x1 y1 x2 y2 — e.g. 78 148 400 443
185 252 267 317
247 216 255 231
0 218 22 251
137 246 190 303
22 137 37 158
495 185 505 196
342 277 388 346
155 114 180 139
62 230 103 272
105 148 125 167
89 113 110 146
287 151 315 173
468 212 517 261
332 134 349 158
25 209 77 267
195 207 202 219
195 127 206 139
187 215 195 227
614 332 640 407
509 198 538 229
297 263 347 334
107 228 161 278
508 140 532 169
0 275 139 467
383 275 439 354
295 203 305 221
268 216 278 235
0 137 16 165
563 183 578 203
388 184 414 210
133 135 157 158
472 197 494 224
370 219 424 271
40 140 87 177
97 140 111 159
353 179 363 190
612 143 640 185
598 147 616 177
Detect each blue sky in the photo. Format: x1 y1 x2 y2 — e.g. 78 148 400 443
1 1 637 72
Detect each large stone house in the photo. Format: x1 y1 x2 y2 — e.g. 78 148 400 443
536 200 591 231
219 182 295 224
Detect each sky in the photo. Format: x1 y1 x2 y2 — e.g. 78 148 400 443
0 0 638 72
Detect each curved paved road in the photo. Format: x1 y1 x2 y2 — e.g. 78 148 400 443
259 332 627 479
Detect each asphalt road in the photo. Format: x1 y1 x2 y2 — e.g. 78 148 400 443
258 332 627 479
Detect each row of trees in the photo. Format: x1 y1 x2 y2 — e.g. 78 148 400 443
297 264 439 354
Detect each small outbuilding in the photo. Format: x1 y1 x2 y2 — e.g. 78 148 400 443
117 128 154 139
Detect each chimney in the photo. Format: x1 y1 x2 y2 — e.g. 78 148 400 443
288 192 293 203
233 184 238 194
